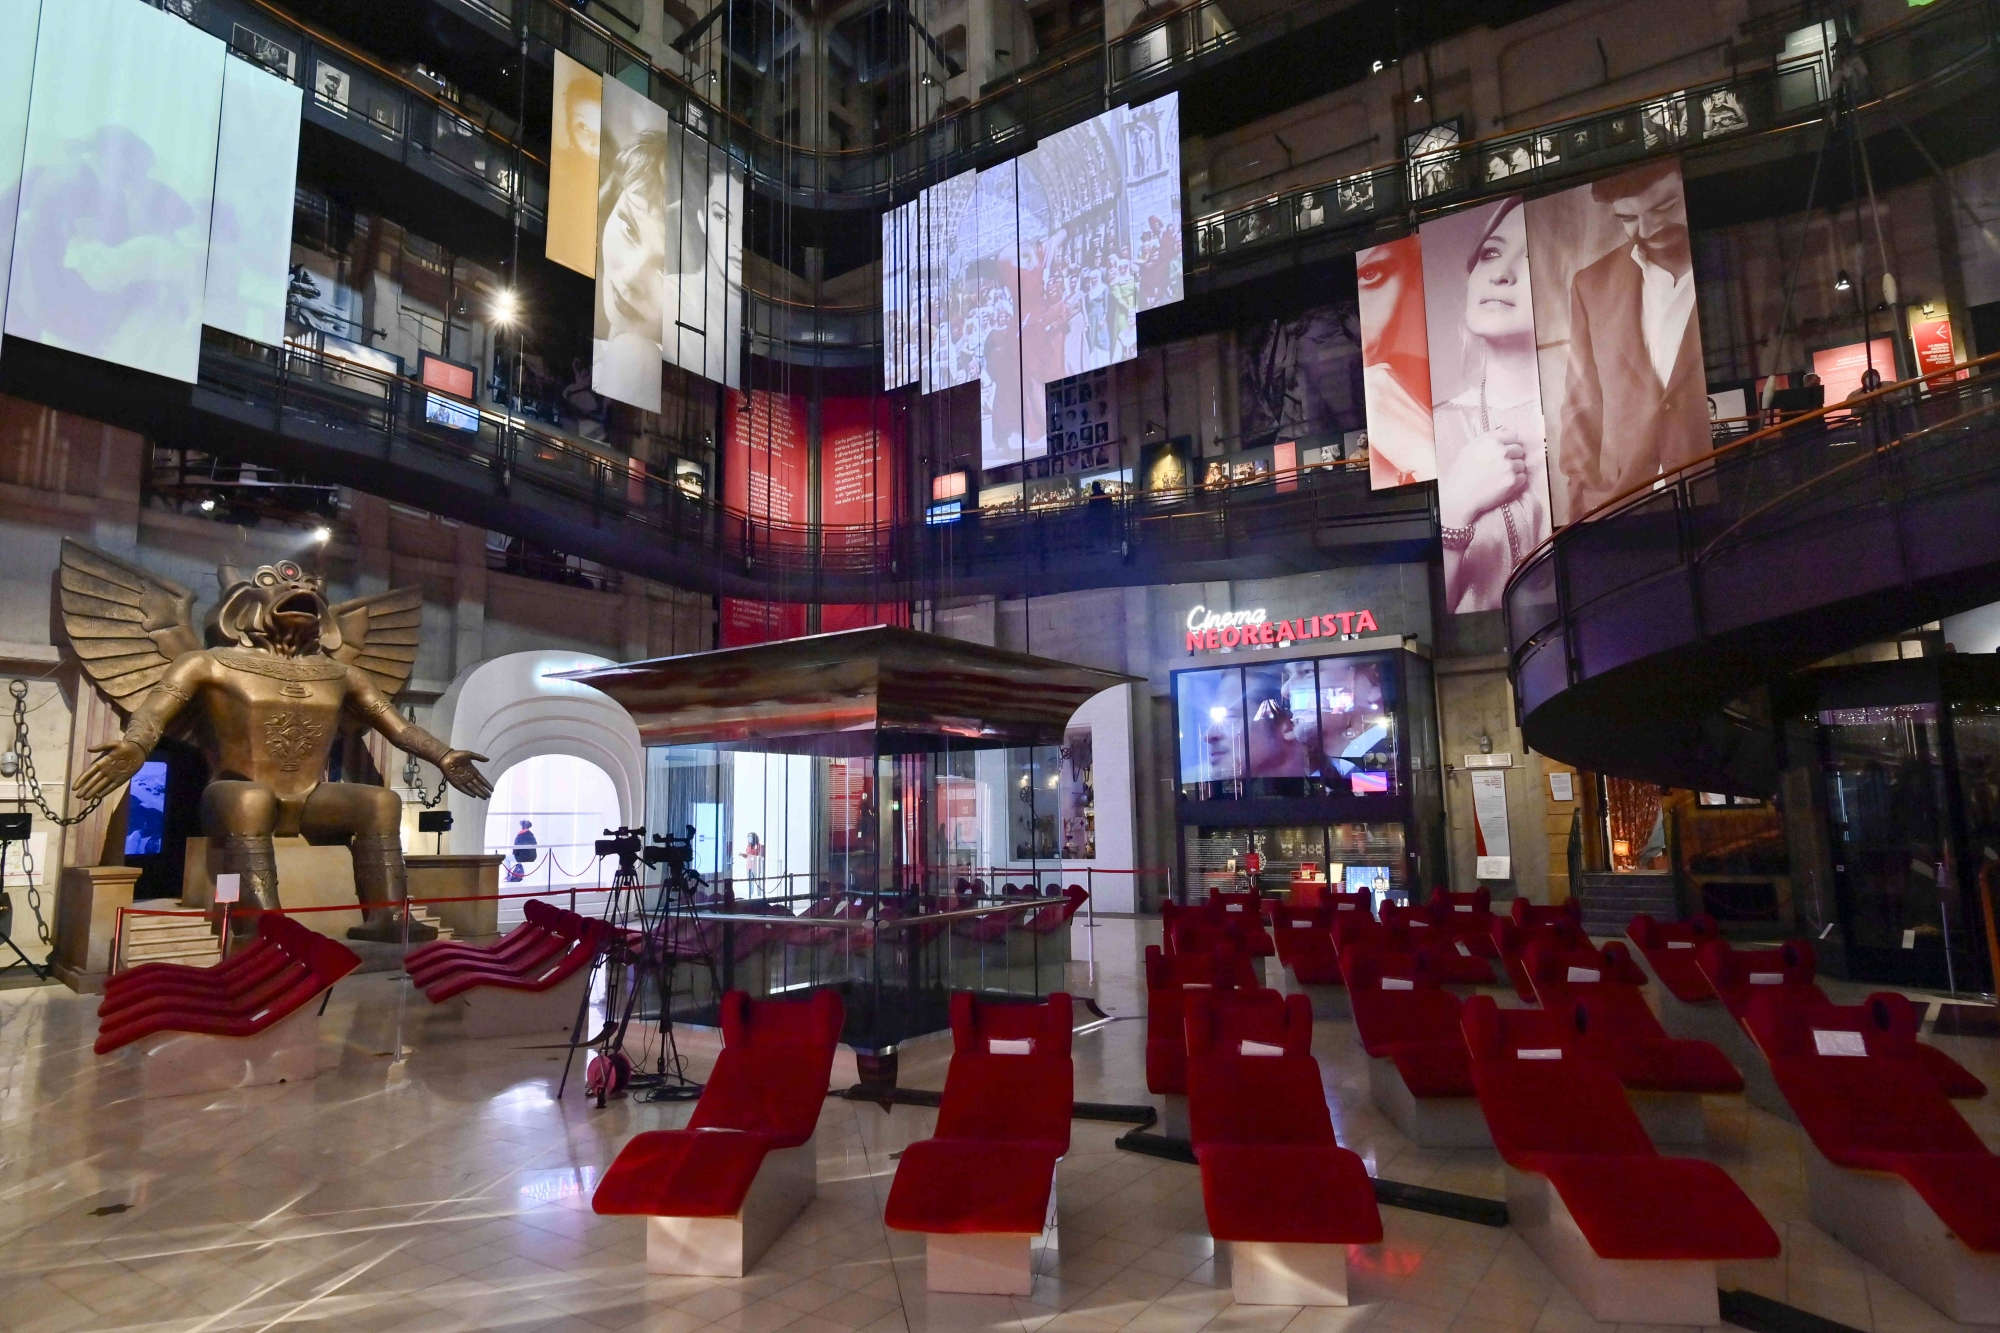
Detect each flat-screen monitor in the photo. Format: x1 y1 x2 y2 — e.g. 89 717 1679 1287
420 353 480 431
123 760 168 858
924 499 963 526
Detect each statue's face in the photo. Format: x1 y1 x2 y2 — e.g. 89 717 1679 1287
211 561 337 656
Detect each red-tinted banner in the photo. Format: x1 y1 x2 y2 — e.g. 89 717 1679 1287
819 396 904 546
724 389 809 526
720 598 807 647
1909 315 1959 387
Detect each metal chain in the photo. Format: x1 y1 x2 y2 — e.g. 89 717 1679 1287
7 679 95 947
406 766 449 809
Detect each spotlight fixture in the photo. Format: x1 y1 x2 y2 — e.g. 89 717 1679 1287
1410 87 1426 104
311 525 332 544
1834 269 1852 292
198 498 216 513
919 72 938 87
1371 59 1385 73
491 288 520 324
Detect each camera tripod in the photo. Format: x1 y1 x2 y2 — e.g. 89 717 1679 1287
560 830 721 1106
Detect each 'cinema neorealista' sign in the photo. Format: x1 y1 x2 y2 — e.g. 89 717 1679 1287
1184 604 1381 653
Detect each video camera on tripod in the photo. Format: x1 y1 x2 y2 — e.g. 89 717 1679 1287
595 825 646 886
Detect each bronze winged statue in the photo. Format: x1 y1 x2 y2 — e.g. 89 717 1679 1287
57 539 491 941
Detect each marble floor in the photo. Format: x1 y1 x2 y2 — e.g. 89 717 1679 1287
0 917 1995 1333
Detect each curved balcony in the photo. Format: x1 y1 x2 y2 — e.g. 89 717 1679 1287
1503 357 2000 795
0 328 1432 605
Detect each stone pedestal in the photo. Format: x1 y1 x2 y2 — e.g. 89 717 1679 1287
51 865 141 994
184 837 361 935
407 854 503 940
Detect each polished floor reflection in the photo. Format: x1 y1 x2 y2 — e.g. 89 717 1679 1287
0 918 1995 1333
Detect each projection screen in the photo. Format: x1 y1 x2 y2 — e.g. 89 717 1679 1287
0 0 44 363
5 0 225 383
663 120 744 391
882 93 1184 471
204 56 302 347
591 76 672 412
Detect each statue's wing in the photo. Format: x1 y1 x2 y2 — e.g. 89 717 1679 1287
328 587 422 699
56 539 201 712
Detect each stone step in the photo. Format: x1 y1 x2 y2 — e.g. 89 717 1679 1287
123 938 221 963
124 918 214 938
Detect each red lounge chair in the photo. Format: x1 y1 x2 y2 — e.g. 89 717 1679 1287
1490 913 1590 1002
1341 943 1490 1148
885 993 1073 1294
1423 887 1501 958
1024 884 1088 934
1625 913 1721 1003
1144 943 1262 1138
1695 939 1985 1117
100 915 298 1017
1745 989 2000 1321
95 917 359 1099
1185 990 1382 1306
418 905 609 1039
404 898 560 973
1269 903 1347 1015
407 902 567 988
594 990 844 1276
1460 997 1780 1325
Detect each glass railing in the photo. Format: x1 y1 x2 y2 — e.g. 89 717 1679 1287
188 329 1431 593
1503 355 2000 716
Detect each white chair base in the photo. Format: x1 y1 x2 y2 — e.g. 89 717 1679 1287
1221 1240 1349 1305
438 969 592 1040
1367 1056 1491 1149
1653 993 1791 1123
644 1137 818 1277
126 1003 323 1100
1802 1142 2000 1324
923 1172 1058 1295
1630 1090 1707 1145
1505 1166 1719 1326
1157 1093 1191 1141
1274 971 1349 1018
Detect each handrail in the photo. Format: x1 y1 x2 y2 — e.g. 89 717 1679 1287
1505 350 2000 581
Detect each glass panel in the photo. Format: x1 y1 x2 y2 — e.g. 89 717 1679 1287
1603 776 1667 872
1821 703 1953 957
1180 822 1407 906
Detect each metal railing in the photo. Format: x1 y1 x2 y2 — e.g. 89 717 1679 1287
1503 355 2000 718
1187 0 1999 269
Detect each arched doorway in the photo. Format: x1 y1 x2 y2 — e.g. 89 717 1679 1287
484 754 622 924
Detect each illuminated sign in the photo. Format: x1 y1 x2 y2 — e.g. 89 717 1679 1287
1183 604 1380 653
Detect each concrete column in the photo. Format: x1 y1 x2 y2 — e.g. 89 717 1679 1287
452 521 486 678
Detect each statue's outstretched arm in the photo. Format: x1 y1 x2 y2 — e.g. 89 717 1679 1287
346 670 493 799
75 651 209 802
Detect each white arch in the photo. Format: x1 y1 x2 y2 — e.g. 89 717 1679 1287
425 650 643 856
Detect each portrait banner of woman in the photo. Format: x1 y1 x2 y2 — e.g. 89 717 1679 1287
590 77 671 412
662 121 745 390
547 52 601 279
1419 195 1552 615
1356 235 1438 490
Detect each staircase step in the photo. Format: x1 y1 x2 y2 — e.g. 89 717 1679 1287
123 941 221 963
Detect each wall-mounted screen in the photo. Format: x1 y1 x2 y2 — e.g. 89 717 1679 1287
1174 653 1400 798
6 0 226 383
204 55 302 346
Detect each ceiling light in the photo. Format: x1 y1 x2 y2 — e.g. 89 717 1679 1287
1834 269 1852 292
1371 59 1385 73
311 526 332 544
491 288 520 324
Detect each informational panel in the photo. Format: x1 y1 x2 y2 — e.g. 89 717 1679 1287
819 396 903 545
589 76 672 411
1910 312 1959 386
1420 196 1550 614
204 56 302 346
1356 235 1437 489
547 51 601 278
6 0 226 382
0 0 44 362
723 388 808 526
719 598 807 648
1527 160 1709 525
1812 336 1897 405
1470 769 1511 879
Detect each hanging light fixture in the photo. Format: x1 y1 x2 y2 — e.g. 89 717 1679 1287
1833 269 1853 293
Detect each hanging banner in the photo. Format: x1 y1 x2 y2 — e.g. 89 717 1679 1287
1470 769 1511 880
723 389 808 527
819 396 904 548
548 52 601 278
1909 313 1958 387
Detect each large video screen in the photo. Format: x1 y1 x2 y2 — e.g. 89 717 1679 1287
204 56 302 346
5 0 226 383
1174 653 1399 798
0 0 43 364
882 93 1184 472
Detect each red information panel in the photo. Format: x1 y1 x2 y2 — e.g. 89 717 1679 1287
819 396 904 550
821 602 909 633
724 390 809 526
1909 315 1960 387
720 597 807 648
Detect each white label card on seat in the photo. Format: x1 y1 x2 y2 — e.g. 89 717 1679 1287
1381 977 1414 991
1516 1048 1563 1060
1565 966 1600 983
1226 903 1246 912
1455 904 1474 913
1666 941 1695 950
1456 941 1472 957
1292 919 1314 928
1812 1029 1867 1058
1336 903 1357 910
1182 982 1212 990
1239 1040 1285 1057
1748 972 1783 985
989 1038 1034 1055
